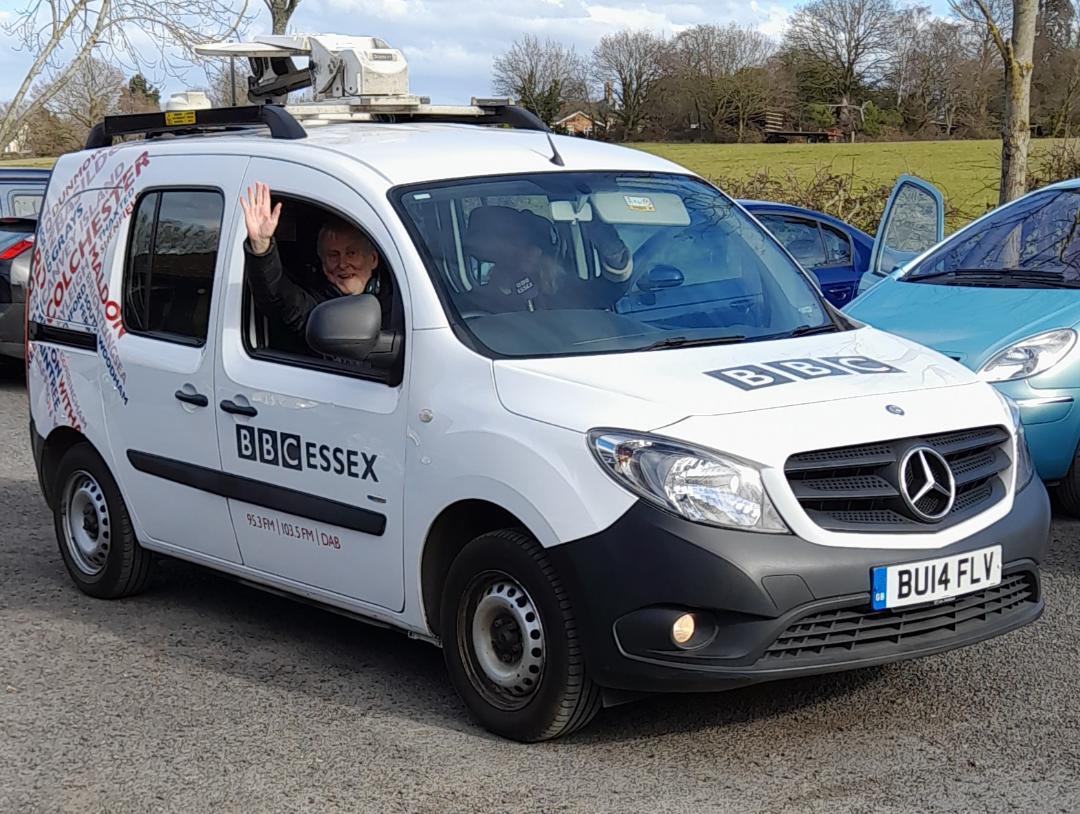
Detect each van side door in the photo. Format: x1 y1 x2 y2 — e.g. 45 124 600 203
213 159 408 612
104 155 247 564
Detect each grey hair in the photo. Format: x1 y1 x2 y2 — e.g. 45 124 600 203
316 216 375 258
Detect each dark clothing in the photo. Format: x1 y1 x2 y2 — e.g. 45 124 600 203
243 238 390 338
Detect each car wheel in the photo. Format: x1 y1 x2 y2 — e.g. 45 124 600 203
1056 447 1080 517
441 528 601 742
53 443 153 599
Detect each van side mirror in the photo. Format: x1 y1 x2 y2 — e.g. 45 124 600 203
306 294 401 368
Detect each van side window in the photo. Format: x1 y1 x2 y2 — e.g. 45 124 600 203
241 194 404 385
123 189 224 345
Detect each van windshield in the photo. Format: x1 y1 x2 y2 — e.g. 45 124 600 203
394 172 832 357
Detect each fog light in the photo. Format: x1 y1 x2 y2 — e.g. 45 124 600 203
672 613 696 646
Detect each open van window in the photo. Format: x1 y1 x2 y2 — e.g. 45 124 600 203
241 193 404 384
395 172 832 358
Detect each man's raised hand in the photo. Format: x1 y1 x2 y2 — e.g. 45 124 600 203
239 182 282 256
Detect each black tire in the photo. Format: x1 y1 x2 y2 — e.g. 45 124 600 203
52 443 153 599
441 528 601 741
1055 441 1080 517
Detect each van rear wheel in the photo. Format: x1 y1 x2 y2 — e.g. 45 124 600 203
441 528 601 741
53 443 153 599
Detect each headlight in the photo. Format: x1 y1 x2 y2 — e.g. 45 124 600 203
978 329 1076 382
588 430 788 533
997 393 1035 488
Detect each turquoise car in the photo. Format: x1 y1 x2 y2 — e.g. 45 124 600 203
848 177 1080 513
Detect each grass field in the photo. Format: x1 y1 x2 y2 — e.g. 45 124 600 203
1 156 55 168
633 138 1052 229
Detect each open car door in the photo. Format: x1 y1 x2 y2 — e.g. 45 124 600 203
856 175 944 297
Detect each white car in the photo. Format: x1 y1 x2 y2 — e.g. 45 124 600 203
25 48 1049 740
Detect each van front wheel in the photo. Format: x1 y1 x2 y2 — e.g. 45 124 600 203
441 528 601 741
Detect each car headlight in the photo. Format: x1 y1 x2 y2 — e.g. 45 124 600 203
588 430 788 533
997 392 1035 489
978 329 1076 382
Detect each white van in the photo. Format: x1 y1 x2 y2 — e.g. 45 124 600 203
26 67 1049 741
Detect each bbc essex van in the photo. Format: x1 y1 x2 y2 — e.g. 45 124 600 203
25 36 1050 741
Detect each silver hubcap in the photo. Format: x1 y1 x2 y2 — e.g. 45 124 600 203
467 574 545 705
61 470 111 576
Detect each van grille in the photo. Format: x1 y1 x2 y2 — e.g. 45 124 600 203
760 571 1037 664
784 426 1010 532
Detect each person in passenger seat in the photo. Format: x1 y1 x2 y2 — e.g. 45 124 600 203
462 205 632 312
240 182 390 338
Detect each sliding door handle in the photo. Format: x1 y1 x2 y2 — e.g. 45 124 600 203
174 390 208 407
220 399 258 417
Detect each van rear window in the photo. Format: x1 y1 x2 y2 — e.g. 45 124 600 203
123 189 224 345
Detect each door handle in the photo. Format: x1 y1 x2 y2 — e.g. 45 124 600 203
174 389 209 407
220 399 258 417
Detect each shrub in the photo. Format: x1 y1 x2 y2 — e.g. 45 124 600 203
713 164 968 235
1027 140 1080 191
711 165 894 234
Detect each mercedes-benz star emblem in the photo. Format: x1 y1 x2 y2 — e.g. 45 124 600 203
899 446 956 522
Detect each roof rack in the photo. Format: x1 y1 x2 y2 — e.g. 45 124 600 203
84 105 306 149
84 99 548 150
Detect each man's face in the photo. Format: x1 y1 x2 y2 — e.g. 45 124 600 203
320 229 379 295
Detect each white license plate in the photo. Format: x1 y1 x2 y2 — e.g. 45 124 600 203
871 545 1002 611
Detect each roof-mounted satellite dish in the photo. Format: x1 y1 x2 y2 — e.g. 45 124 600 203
195 34 410 105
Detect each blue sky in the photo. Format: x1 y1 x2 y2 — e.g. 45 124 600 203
0 0 955 105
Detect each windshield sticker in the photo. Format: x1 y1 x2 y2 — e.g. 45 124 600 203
707 356 902 390
624 195 655 212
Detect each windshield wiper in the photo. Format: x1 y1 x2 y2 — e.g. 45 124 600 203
788 323 841 337
640 334 747 351
911 267 1080 288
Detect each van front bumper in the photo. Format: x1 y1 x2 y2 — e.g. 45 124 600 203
547 477 1050 694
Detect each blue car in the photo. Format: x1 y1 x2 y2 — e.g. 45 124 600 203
739 200 874 307
848 176 1080 512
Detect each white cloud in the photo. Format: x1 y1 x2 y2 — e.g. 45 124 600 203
0 0 804 105
584 4 683 32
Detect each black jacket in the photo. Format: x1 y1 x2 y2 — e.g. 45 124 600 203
244 239 390 337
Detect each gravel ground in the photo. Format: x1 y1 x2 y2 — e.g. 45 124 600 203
1 365 1079 814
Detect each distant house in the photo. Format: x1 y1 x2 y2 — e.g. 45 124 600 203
555 110 598 136
3 130 28 157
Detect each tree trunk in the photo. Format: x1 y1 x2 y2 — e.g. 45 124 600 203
260 0 296 34
269 3 292 35
1000 0 1038 203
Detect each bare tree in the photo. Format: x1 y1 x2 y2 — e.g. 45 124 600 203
492 36 587 126
264 0 300 35
592 30 667 136
890 5 931 107
668 25 774 140
785 0 899 129
0 0 251 152
46 56 124 134
205 61 250 107
951 0 1039 202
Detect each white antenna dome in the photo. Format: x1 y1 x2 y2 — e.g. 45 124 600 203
165 91 212 111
